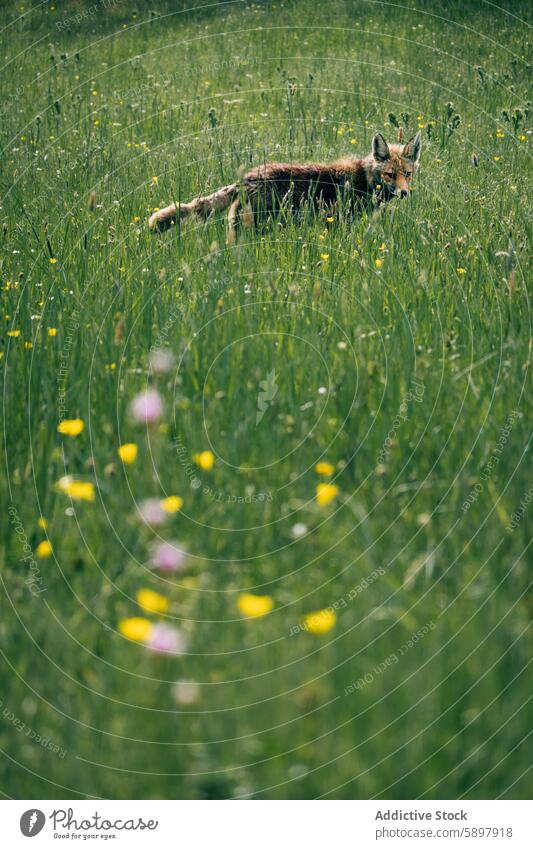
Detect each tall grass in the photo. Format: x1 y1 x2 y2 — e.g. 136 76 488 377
0 0 531 799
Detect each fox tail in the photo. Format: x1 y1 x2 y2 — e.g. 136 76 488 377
149 183 239 231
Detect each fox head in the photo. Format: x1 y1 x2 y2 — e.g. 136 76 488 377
368 132 421 200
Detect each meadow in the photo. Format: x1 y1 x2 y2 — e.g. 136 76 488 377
0 0 531 799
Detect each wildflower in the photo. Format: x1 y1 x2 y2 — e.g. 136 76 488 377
149 348 174 374
36 540 53 558
146 623 188 655
350 138 357 145
172 679 200 705
326 216 334 223
150 540 187 572
518 134 526 141
237 593 274 618
456 268 467 275
160 495 183 514
315 461 335 476
316 483 339 506
291 522 308 538
493 156 501 162
119 617 153 642
49 258 57 264
375 258 383 269
131 389 163 424
193 450 215 471
302 608 336 635
7 330 20 337
24 342 33 349
37 517 48 530
320 253 330 261
57 418 84 436
137 588 169 614
118 443 138 464
57 476 95 502
151 176 158 184
138 498 166 526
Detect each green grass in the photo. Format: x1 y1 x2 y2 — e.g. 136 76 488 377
1 0 531 799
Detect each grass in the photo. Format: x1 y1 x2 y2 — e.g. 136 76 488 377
0 0 531 799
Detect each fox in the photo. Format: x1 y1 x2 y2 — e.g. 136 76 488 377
148 131 421 242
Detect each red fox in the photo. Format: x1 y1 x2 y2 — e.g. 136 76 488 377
148 131 421 242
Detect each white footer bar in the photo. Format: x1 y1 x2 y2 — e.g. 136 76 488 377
2 800 530 848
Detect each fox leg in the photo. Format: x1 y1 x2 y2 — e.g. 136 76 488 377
227 197 241 246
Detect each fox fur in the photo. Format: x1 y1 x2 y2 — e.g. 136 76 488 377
148 132 421 242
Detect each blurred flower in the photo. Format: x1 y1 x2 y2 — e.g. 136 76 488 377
315 461 334 476
302 608 336 635
138 498 166 526
57 476 95 502
160 495 183 514
131 389 163 424
49 257 57 264
118 443 138 464
57 418 84 437
456 268 467 275
149 348 174 374
37 517 48 530
237 593 274 618
316 483 339 506
119 617 153 642
146 623 188 655
291 522 308 538
193 450 215 471
375 258 383 269
172 679 200 705
320 253 330 261
137 588 169 614
36 540 52 558
7 330 20 337
150 540 187 572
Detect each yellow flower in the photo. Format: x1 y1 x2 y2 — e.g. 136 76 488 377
316 483 339 506
315 461 335 476
237 593 274 619
38 517 48 530
49 257 57 264
48 328 57 338
518 134 526 141
320 253 330 261
24 342 33 349
456 268 467 275
119 617 153 641
118 443 138 464
57 418 85 436
375 258 383 269
136 588 169 614
350 138 357 145
36 540 53 558
493 155 501 162
7 330 20 337
302 608 336 635
326 216 334 223
193 450 215 471
151 176 158 184
57 476 95 502
160 495 183 514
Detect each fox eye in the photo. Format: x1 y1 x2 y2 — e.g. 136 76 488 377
404 171 412 178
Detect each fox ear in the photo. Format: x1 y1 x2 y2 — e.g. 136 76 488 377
372 133 390 161
403 131 421 164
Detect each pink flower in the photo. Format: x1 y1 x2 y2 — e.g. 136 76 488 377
137 498 166 527
146 624 188 655
150 540 187 572
131 389 163 424
149 348 175 375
